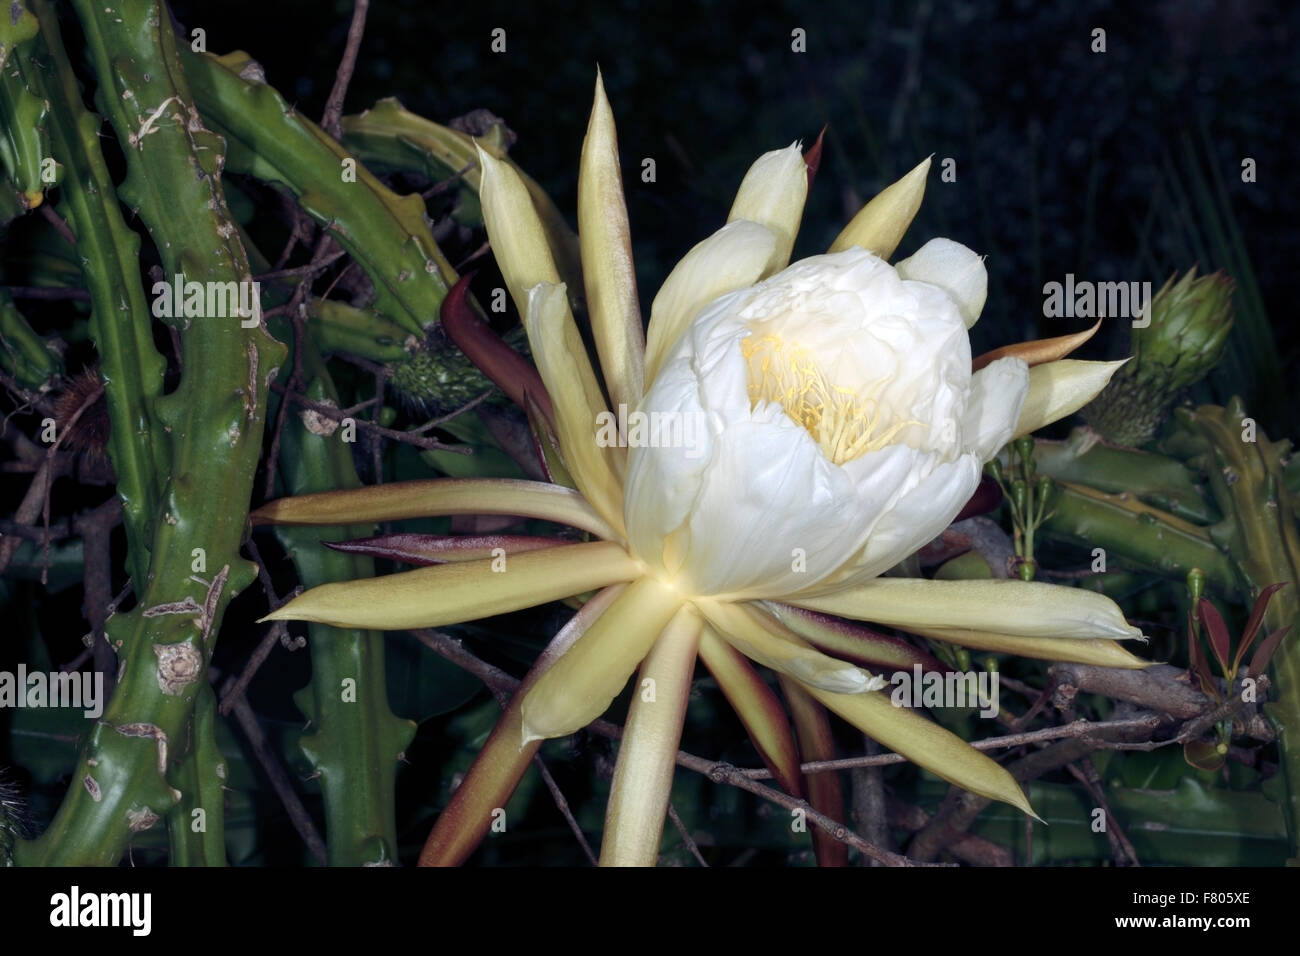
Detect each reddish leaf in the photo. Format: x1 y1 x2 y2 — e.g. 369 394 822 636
1248 624 1293 680
1232 583 1288 674
1186 609 1217 697
1197 598 1232 676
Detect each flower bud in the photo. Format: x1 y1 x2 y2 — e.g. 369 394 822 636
1084 268 1235 446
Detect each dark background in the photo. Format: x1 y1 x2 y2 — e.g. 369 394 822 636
171 0 1297 423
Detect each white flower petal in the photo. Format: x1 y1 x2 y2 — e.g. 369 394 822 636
671 418 869 597
962 357 1030 461
827 453 982 583
627 246 990 600
895 237 989 328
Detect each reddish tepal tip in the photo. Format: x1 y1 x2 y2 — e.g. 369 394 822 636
804 126 827 189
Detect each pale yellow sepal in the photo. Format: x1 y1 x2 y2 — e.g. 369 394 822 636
1014 359 1128 438
579 70 645 412
260 540 638 630
801 682 1038 817
792 577 1145 641
250 477 617 540
644 219 777 385
476 144 562 315
600 605 703 866
726 143 809 275
907 626 1150 669
828 156 930 259
696 598 884 695
525 282 628 535
520 576 685 742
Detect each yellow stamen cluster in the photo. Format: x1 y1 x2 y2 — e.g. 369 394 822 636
740 333 919 465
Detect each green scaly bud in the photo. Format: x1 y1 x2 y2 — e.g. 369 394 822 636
1084 267 1235 446
387 323 531 415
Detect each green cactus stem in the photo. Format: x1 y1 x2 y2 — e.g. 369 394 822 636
1040 480 1241 601
272 354 416 865
167 685 228 866
340 97 582 292
19 2 169 587
309 296 413 364
1031 427 1219 524
0 288 63 388
16 0 286 865
181 48 455 337
249 227 417 866
0 2 50 209
1166 399 1300 860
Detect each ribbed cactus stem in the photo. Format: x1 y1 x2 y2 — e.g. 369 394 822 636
17 0 286 865
19 1 167 587
1170 399 1300 861
1040 480 1241 601
272 338 416 866
0 289 63 387
1031 428 1219 524
0 2 50 209
167 686 229 865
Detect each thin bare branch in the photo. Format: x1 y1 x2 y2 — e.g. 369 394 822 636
320 0 370 141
